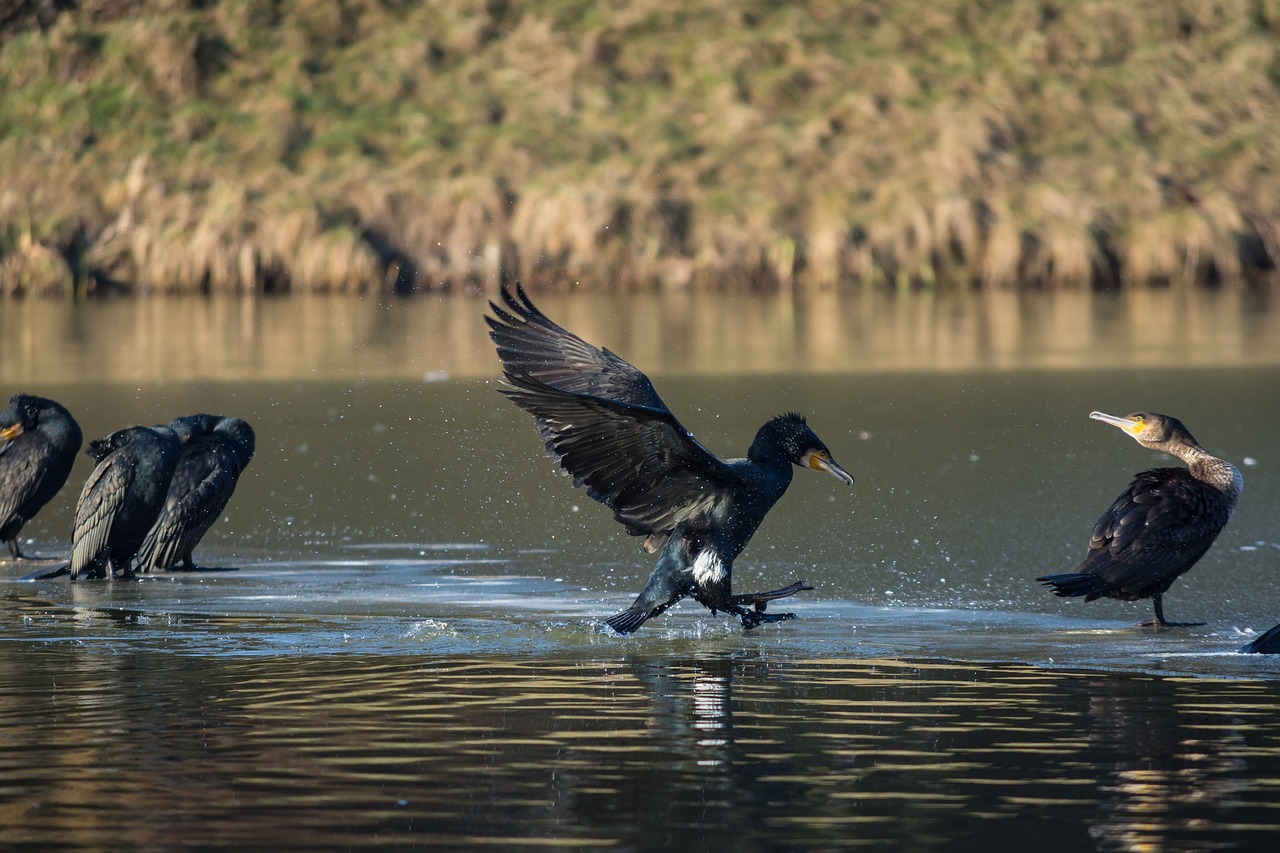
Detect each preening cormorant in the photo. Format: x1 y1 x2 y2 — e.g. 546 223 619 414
70 425 180 580
0 394 83 559
486 283 854 634
1038 411 1242 627
136 414 256 572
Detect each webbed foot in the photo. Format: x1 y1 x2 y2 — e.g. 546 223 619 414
739 610 798 630
731 580 813 612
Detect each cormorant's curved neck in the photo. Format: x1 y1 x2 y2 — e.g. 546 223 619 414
1163 440 1243 501
1189 449 1243 495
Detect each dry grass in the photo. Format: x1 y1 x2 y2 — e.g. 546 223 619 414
1 0 1279 296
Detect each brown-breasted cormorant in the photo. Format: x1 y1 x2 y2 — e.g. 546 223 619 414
0 394 83 559
1038 411 1242 627
486 283 854 634
135 414 255 572
70 425 180 580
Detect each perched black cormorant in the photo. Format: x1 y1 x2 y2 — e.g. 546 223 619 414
486 283 854 634
135 414 255 572
1038 411 1242 627
70 425 180 580
1241 623 1280 654
0 394 83 559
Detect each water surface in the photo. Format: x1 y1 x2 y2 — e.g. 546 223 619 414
3 291 1280 848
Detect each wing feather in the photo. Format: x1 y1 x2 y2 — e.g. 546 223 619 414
1076 467 1231 598
0 433 52 533
486 283 667 408
488 283 742 547
498 368 735 547
71 455 134 575
136 439 240 571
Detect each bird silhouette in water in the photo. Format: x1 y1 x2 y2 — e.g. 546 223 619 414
70 425 181 580
486 283 854 634
136 414 256 572
1039 411 1242 627
0 394 82 559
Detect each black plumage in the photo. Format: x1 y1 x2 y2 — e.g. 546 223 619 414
70 425 180 580
0 393 83 559
1039 411 1242 627
1241 623 1280 654
486 283 854 634
135 414 256 572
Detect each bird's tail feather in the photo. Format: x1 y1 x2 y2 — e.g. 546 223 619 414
1037 572 1109 601
604 606 655 635
1241 623 1280 654
18 560 71 581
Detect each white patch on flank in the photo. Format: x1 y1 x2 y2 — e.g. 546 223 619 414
692 549 726 586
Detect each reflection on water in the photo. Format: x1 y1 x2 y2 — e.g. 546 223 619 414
1084 677 1249 852
4 287 1280 383
2 640 1279 850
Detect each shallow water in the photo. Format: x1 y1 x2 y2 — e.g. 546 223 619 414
3 291 1280 848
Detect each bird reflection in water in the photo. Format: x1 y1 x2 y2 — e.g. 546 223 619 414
1083 676 1247 851
692 672 731 755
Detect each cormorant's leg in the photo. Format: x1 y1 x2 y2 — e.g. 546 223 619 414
695 577 808 630
731 581 814 612
7 542 62 561
110 557 136 581
1139 594 1205 628
176 555 209 572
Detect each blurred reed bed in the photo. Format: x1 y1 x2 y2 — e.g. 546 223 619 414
1 0 1278 296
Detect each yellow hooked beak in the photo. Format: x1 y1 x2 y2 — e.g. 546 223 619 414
0 423 23 442
805 449 854 486
1090 410 1145 436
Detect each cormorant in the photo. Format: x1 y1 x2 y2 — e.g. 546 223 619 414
70 425 180 580
1038 411 1242 627
135 414 256 572
0 394 83 559
1241 623 1280 654
486 283 854 634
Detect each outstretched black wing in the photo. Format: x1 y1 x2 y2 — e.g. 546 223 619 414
1074 467 1232 598
487 283 666 407
487 283 739 549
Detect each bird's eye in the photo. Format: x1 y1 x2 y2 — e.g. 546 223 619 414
817 449 829 459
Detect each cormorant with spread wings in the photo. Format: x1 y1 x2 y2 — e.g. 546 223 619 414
487 283 854 634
